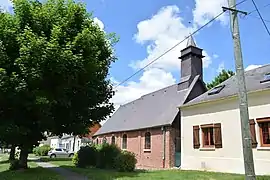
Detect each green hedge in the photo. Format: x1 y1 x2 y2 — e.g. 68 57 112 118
72 143 137 172
73 145 97 168
33 145 51 156
114 150 137 172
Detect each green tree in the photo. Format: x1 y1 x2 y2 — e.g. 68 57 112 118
206 69 235 90
0 0 117 169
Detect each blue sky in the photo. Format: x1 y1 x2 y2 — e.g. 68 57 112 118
1 0 270 108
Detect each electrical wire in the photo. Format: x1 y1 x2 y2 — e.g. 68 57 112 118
250 0 270 36
113 0 248 89
248 14 270 23
247 3 270 15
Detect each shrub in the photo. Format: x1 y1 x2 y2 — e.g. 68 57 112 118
9 159 20 170
96 143 121 169
33 145 51 156
114 150 137 172
72 153 79 167
75 145 97 168
32 147 38 155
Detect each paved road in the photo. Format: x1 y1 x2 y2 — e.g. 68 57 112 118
30 157 88 180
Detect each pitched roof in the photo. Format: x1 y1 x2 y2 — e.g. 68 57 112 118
183 64 270 107
94 75 202 136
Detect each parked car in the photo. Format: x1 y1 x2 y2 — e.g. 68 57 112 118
48 148 74 158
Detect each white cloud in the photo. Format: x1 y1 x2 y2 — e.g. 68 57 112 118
245 64 262 71
130 5 213 72
111 68 176 107
213 54 219 59
193 0 228 26
93 17 105 31
217 61 225 73
0 0 12 12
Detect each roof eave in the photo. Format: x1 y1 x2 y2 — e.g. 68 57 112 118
180 88 270 109
93 123 172 137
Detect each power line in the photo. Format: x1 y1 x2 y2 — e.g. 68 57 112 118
247 3 270 15
248 14 270 23
250 0 270 36
113 0 248 89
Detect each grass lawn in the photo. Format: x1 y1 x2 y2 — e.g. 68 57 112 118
0 154 63 180
47 159 270 180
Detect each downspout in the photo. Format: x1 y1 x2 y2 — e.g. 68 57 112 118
161 126 166 168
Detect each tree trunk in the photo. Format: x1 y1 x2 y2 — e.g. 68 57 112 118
19 146 29 169
72 136 76 152
9 145 16 161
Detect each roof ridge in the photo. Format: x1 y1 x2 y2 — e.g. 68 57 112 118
120 83 187 107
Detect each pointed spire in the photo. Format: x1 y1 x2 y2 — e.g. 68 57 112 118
186 35 196 47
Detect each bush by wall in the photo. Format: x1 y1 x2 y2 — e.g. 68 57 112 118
73 143 137 172
96 143 121 169
114 150 137 172
33 145 51 156
75 145 97 168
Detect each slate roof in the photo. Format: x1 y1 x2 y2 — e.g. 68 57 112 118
94 75 202 136
183 64 270 107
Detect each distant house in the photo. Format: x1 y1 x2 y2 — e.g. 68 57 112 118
94 36 207 169
41 123 101 152
180 64 270 175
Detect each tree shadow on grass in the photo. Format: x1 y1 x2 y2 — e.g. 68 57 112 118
39 157 72 162
0 166 63 180
59 165 148 180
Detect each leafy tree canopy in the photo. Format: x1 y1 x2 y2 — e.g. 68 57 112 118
0 0 118 168
206 69 235 90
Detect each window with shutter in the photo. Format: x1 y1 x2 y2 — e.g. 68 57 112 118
199 123 223 149
193 126 200 149
257 117 270 147
249 119 257 148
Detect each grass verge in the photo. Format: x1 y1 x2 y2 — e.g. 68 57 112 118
0 155 63 180
47 159 270 180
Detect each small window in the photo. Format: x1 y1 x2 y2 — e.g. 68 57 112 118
144 132 151 149
122 134 127 149
111 136 116 145
208 85 225 95
102 137 107 144
257 118 270 147
55 148 61 151
202 127 214 147
199 123 222 148
96 138 99 144
260 73 270 83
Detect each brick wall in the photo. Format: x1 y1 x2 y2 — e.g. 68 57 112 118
96 126 177 169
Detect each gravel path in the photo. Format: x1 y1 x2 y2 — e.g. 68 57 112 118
33 158 88 180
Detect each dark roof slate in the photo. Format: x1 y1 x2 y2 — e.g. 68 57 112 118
95 75 202 136
183 64 270 107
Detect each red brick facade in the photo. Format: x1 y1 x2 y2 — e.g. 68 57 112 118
95 126 178 169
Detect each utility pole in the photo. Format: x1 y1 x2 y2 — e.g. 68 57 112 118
223 0 256 179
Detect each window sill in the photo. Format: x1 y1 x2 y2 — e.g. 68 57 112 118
199 147 215 151
257 147 270 151
143 149 151 152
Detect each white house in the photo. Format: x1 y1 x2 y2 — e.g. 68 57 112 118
180 64 270 175
50 135 82 152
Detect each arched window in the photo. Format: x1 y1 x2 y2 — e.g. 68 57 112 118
111 136 116 145
145 132 151 149
96 138 99 144
102 137 107 144
122 134 127 149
